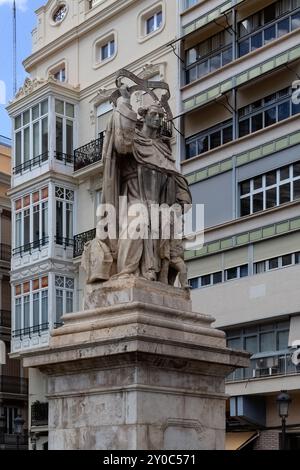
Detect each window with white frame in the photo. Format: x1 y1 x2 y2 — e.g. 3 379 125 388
96 101 113 137
55 186 74 246
14 99 49 174
55 275 74 325
55 99 75 159
145 10 163 35
13 186 49 255
189 264 248 289
52 66 66 82
13 276 49 337
101 40 115 61
240 161 300 216
95 35 116 65
254 251 300 274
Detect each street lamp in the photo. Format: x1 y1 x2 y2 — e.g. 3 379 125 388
277 390 291 450
14 413 25 450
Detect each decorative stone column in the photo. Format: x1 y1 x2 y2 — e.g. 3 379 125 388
22 278 249 450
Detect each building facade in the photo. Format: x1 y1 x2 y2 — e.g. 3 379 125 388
7 0 178 450
0 135 28 450
7 0 300 451
179 0 300 450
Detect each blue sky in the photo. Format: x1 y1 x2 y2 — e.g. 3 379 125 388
0 0 45 138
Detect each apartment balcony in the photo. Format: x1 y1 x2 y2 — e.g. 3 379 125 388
31 401 48 427
227 351 300 383
13 152 48 176
0 310 11 328
13 323 49 340
73 229 96 258
74 135 104 172
12 323 50 354
0 244 11 263
0 375 28 395
12 238 49 257
54 151 73 165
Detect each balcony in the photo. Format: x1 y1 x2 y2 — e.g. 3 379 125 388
73 229 96 258
0 375 28 395
13 323 49 339
55 151 73 165
227 351 300 382
0 310 11 328
13 152 48 175
12 238 49 257
0 244 11 262
74 135 104 172
31 401 48 427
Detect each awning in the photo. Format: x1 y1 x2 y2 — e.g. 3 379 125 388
225 432 259 451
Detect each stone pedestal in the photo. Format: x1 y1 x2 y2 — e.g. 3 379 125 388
23 278 248 450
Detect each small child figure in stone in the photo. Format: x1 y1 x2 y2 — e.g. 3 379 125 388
159 238 189 289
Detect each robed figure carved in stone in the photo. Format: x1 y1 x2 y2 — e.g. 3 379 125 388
82 70 192 288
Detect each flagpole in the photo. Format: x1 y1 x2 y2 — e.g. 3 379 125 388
13 0 17 95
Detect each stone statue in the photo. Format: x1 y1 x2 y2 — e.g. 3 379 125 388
82 70 192 288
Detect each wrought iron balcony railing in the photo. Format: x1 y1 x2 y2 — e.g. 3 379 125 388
31 401 49 427
55 151 73 165
226 351 300 382
73 228 96 258
0 375 28 394
0 310 11 328
55 236 74 248
12 237 49 257
13 152 49 175
13 323 49 339
0 244 11 262
74 135 104 172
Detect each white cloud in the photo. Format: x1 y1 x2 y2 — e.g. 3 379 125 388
0 0 28 11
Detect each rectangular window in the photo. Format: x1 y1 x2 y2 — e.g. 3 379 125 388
23 295 30 330
41 290 48 325
15 298 22 331
56 117 63 154
146 11 162 34
56 289 63 323
56 201 63 244
33 205 40 245
23 209 30 247
42 202 48 241
33 292 39 327
15 212 22 248
66 291 73 314
101 40 115 60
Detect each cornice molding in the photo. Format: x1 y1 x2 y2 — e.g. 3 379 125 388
11 259 78 282
8 170 78 197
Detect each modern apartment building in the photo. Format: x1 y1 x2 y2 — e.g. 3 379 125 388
0 135 28 450
179 0 300 450
7 0 178 450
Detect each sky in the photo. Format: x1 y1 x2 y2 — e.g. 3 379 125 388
0 0 45 138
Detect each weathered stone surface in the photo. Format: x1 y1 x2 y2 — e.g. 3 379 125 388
23 279 249 450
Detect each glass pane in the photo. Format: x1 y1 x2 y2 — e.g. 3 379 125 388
279 183 291 204
156 11 162 28
33 121 39 158
222 46 232 66
253 192 264 212
210 54 221 72
240 197 250 216
15 302 21 330
226 267 237 280
227 338 242 350
277 330 289 351
264 107 276 127
251 32 263 51
201 274 211 286
186 66 197 84
33 206 40 243
56 117 63 154
189 278 199 289
252 113 263 132
186 48 197 65
56 289 63 323
15 115 21 130
66 203 73 239
66 103 74 118
15 214 21 247
253 175 263 189
291 12 300 31
198 135 208 154
294 179 300 200
266 170 277 186
42 202 48 240
210 130 221 149
255 261 266 274
264 24 276 44
24 209 30 246
213 272 222 284
282 254 292 266
146 15 155 34
42 291 48 324
269 257 279 269
197 60 209 78
24 297 30 329
23 110 30 125
277 18 290 37
239 119 250 137
66 292 73 314
293 162 300 177
280 165 290 180
239 38 250 57
56 201 63 243
41 99 48 115
23 127 30 162
264 3 276 24
186 141 197 159
223 125 233 144
292 101 300 115
239 19 252 37
55 99 64 114
278 101 290 121
33 293 39 327
266 187 277 208
32 105 39 120
240 265 248 278
15 132 22 167
244 336 258 354
66 120 73 155
241 180 250 195
260 332 274 352
42 118 48 154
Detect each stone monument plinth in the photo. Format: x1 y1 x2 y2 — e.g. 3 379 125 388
22 278 248 450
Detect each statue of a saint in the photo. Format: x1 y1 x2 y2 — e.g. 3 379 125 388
82 71 192 288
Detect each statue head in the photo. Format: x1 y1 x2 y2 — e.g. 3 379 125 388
138 103 165 132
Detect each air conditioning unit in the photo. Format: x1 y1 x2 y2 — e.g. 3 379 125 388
255 356 279 370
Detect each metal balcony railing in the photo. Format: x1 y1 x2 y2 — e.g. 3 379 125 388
55 236 74 249
74 135 104 172
55 151 73 165
0 244 11 262
13 323 49 339
31 401 48 427
13 152 49 175
0 375 28 394
12 237 49 257
226 351 300 382
73 228 96 258
0 310 11 328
